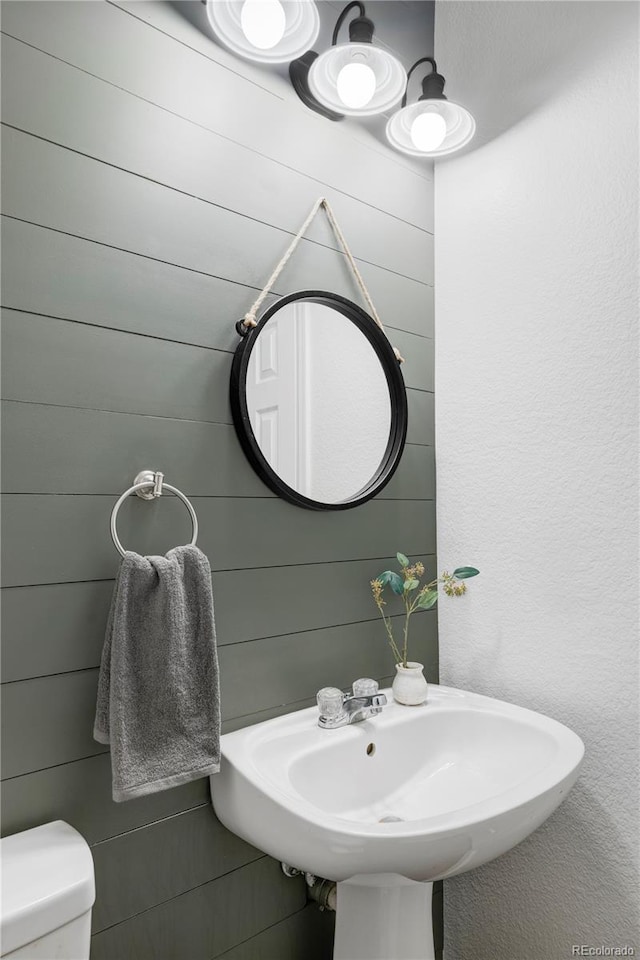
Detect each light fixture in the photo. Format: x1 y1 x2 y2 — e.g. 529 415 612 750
289 2 406 120
205 0 320 65
386 57 475 158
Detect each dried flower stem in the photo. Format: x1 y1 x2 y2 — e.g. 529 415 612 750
370 555 478 669
370 579 404 663
401 575 439 665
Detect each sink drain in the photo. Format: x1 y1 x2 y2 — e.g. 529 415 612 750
379 815 404 823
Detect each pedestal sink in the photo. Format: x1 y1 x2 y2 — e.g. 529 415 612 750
210 685 584 960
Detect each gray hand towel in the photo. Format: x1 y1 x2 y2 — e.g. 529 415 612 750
94 545 220 802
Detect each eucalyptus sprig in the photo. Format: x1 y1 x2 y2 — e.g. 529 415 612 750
370 553 479 667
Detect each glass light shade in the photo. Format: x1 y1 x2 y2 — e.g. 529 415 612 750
308 43 406 117
386 98 476 157
205 0 320 64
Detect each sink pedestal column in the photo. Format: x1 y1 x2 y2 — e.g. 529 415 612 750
333 873 434 960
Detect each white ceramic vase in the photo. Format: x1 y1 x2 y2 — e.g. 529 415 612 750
392 661 428 706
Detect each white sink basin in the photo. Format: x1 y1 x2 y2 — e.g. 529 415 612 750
210 685 583 960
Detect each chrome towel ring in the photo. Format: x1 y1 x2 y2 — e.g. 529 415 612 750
110 470 199 558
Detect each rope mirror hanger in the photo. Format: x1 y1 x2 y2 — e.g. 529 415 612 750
234 197 405 364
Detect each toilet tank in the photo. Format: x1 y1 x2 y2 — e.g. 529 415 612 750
0 821 95 960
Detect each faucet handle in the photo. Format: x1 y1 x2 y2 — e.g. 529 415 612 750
352 678 379 697
317 687 345 719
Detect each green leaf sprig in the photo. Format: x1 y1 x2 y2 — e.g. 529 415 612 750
370 553 479 667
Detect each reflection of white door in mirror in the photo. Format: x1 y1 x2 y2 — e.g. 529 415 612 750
245 304 310 494
246 301 392 504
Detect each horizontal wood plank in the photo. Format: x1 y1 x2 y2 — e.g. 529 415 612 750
1 308 431 422
0 217 273 352
1 557 437 682
1 219 434 345
215 558 436 649
1 580 114 682
1 669 108 778
1 34 431 285
2 127 432 326
1 616 438 778
91 804 261 933
0 401 434 499
213 868 441 960
0 402 268 498
379 444 435 499
90 856 306 960
1 309 233 423
408 391 436 446
0 0 433 231
219 618 437 724
215 903 335 960
392 330 435 392
0 751 209 843
1 494 436 587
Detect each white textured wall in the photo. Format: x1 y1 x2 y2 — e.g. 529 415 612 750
434 3 639 957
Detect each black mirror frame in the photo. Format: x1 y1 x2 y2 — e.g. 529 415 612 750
230 290 408 511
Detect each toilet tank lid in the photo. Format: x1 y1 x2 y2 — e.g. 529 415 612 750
0 821 95 955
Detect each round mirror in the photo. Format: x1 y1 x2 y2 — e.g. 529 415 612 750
230 291 407 509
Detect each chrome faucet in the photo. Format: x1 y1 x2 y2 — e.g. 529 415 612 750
317 679 387 729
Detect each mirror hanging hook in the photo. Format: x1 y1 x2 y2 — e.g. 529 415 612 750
235 319 254 337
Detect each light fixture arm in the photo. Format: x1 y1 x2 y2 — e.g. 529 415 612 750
402 56 447 107
331 1 374 46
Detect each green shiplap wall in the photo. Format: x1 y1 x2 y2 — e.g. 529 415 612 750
0 2 437 957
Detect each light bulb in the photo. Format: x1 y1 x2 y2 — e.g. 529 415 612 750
336 61 377 110
410 111 447 151
240 0 286 50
